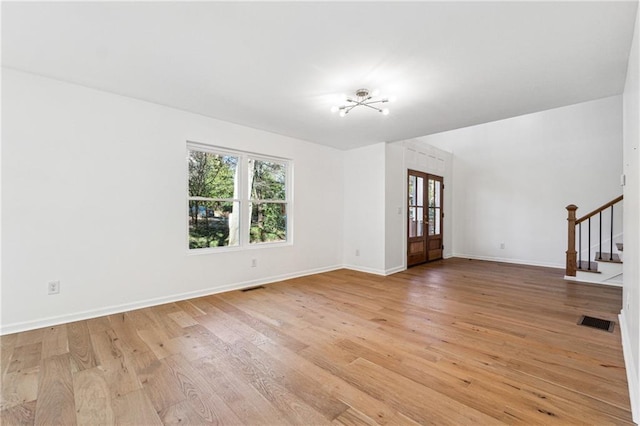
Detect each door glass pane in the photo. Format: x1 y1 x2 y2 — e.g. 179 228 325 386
409 207 417 237
409 176 416 206
417 176 424 207
434 180 441 208
435 207 441 235
428 208 435 235
417 207 424 237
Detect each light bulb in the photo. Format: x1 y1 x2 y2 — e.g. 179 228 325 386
339 109 347 117
388 96 397 103
382 108 390 116
330 105 338 113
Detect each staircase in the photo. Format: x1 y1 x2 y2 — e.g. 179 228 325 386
565 196 623 286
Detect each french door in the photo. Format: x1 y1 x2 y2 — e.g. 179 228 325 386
407 170 443 267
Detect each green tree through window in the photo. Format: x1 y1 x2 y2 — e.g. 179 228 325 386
187 144 290 250
249 159 287 243
188 151 239 248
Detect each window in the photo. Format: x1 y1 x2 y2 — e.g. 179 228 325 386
187 143 291 250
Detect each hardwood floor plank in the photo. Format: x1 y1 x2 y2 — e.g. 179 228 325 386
137 328 174 360
0 334 17 376
6 343 42 374
107 313 152 356
72 366 114 425
162 354 244 424
174 300 208 318
332 407 379 426
85 315 112 335
90 329 124 365
111 388 162 425
194 353 294 425
1 366 39 411
41 326 69 359
258 339 401 425
205 296 309 352
34 354 76 426
345 356 502 425
132 350 184 413
66 321 97 373
167 310 199 328
15 330 44 348
0 258 632 424
96 355 142 399
196 330 331 424
0 400 36 425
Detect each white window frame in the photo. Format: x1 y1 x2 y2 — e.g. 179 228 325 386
186 141 293 253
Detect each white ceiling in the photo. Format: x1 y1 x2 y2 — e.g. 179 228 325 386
2 1 637 150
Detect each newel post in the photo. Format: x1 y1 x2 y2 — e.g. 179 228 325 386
566 204 578 276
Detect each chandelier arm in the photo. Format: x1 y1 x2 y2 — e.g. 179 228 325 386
344 104 358 114
362 99 388 106
346 98 370 107
360 103 383 113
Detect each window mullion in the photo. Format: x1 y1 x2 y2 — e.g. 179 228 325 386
240 154 249 247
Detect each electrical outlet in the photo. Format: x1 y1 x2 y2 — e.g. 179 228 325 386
500 243 505 249
48 280 60 295
251 258 257 267
355 249 360 257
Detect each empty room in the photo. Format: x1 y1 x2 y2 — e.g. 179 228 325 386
2 1 640 425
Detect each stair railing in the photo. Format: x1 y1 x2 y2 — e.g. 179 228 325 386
566 195 623 276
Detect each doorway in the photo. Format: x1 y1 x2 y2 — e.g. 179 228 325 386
407 170 444 267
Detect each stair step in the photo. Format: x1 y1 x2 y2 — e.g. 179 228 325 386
616 242 624 252
595 253 622 263
577 260 600 273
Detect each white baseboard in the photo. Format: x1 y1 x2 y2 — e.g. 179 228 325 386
452 253 564 270
384 265 406 275
342 264 387 276
342 264 407 276
619 310 639 423
0 264 344 335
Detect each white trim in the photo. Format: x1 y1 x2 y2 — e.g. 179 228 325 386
0 264 342 335
563 275 623 288
451 253 564 270
342 264 387 276
619 309 639 424
385 265 406 275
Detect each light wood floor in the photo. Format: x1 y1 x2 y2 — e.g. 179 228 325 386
1 258 632 425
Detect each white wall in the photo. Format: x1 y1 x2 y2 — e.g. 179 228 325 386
423 96 623 268
1 69 344 333
343 143 386 274
622 4 640 422
384 142 405 273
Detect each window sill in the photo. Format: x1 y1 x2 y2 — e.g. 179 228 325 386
186 240 293 256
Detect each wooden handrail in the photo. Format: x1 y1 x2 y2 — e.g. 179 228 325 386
566 194 623 277
576 195 623 224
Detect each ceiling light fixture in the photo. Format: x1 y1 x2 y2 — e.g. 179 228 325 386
331 88 392 117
